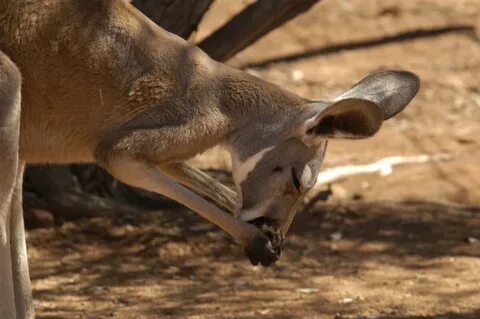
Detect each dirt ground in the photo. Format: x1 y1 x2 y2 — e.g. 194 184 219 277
28 1 480 318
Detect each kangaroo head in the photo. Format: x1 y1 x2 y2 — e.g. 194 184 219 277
229 70 419 253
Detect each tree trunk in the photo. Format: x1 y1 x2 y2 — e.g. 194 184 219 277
131 0 214 39
199 0 321 62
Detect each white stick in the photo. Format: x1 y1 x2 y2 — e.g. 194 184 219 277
316 153 453 185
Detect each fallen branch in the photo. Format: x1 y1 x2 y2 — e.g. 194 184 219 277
315 153 453 186
23 190 145 221
242 25 476 69
131 0 214 39
198 0 321 62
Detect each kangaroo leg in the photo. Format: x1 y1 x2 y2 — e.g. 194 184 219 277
95 132 279 266
0 51 20 248
159 162 238 213
0 51 22 319
103 156 257 244
10 163 34 319
0 226 16 319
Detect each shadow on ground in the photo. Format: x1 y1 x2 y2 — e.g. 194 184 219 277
29 199 480 318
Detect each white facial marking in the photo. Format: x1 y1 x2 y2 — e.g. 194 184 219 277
231 146 274 186
238 198 274 221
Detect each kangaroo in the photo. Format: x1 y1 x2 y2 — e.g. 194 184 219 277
0 0 420 317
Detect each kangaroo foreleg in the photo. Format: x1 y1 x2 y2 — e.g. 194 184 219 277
158 162 238 213
102 156 256 242
95 128 280 266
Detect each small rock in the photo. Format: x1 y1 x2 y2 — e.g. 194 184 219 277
257 309 271 315
24 208 54 229
466 237 478 244
89 285 106 293
114 298 130 305
296 288 319 294
330 231 343 241
338 297 354 304
190 223 214 232
206 231 225 240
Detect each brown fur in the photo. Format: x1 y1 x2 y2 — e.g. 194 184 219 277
0 2 306 316
0 0 304 164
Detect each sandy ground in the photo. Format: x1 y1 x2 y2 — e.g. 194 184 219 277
28 0 480 318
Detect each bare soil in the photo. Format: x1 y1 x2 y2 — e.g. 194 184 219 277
29 1 480 318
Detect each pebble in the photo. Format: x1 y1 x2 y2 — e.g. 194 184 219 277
330 231 343 241
466 237 478 244
296 288 319 294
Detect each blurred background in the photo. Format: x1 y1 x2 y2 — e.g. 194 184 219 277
28 1 480 318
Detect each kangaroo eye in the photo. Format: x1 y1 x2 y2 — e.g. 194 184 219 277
291 167 301 191
273 166 283 173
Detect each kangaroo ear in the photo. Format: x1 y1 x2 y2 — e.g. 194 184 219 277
302 98 384 142
334 70 420 119
301 70 419 145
